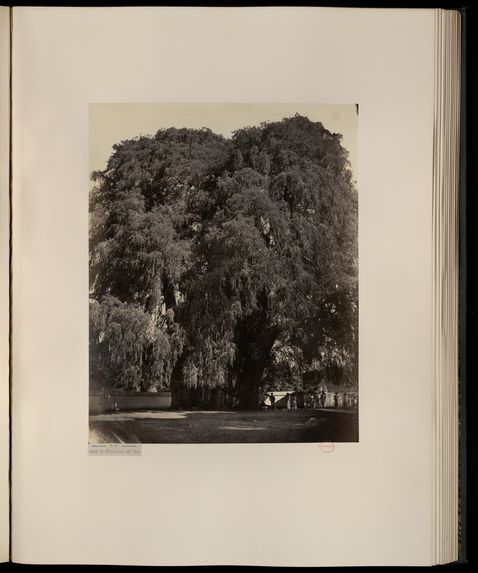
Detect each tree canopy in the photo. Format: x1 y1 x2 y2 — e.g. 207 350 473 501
90 115 358 408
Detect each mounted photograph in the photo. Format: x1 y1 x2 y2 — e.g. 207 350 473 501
88 103 358 444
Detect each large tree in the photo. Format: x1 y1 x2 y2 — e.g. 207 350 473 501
90 116 357 408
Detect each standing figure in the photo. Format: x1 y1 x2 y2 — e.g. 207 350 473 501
343 393 348 409
291 393 297 410
320 390 326 408
269 392 276 410
286 393 291 410
334 392 338 408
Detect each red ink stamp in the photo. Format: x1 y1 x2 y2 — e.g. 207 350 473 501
319 442 335 453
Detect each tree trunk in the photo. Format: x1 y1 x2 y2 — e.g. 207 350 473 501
236 359 265 410
234 289 278 410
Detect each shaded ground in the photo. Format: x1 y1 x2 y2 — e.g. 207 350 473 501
89 408 358 444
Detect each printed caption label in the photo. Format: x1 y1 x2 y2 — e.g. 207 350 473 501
88 444 142 456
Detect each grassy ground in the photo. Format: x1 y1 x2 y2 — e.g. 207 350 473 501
89 408 358 444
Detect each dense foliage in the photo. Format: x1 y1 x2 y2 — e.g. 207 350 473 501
90 116 358 408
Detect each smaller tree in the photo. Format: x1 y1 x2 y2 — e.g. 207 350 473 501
90 296 185 392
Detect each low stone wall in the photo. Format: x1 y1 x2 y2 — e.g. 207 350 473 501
90 391 172 414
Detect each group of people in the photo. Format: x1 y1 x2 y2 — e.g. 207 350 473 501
268 392 297 410
268 390 357 410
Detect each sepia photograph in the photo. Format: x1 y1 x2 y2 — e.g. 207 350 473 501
88 104 358 444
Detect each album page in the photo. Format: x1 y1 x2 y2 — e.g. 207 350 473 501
11 7 436 566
